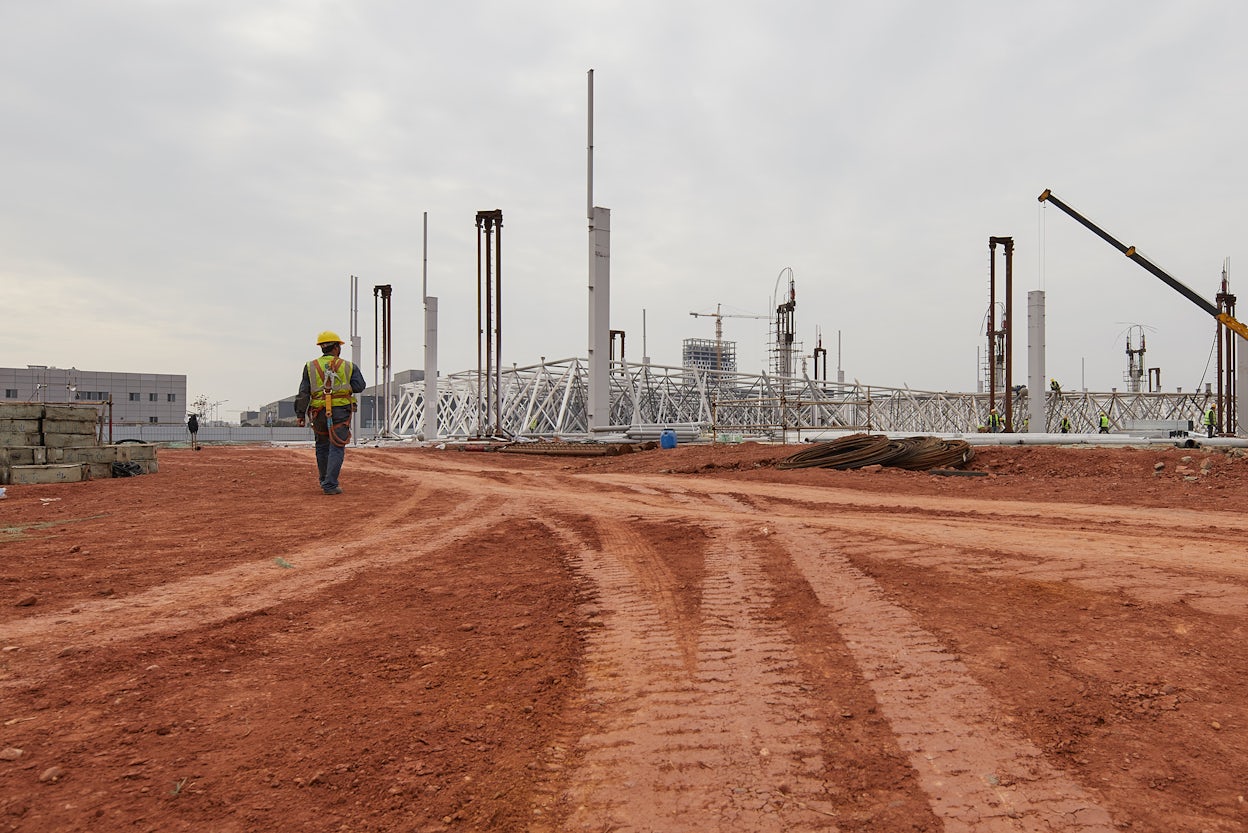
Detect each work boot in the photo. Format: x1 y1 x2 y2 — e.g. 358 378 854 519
323 486 343 495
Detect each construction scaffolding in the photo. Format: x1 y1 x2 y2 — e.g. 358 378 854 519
389 358 1216 441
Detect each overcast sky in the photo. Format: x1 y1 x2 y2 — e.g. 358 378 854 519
4 1 1246 419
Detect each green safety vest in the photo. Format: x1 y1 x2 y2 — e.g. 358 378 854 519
307 356 357 409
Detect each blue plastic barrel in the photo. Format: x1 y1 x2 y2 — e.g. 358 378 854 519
659 429 677 449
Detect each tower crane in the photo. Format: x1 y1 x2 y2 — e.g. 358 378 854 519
1039 188 1246 433
689 304 769 373
1038 190 1248 340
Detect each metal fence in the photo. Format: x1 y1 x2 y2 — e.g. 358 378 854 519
104 424 312 445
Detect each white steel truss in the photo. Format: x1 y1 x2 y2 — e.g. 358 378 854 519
391 358 1219 439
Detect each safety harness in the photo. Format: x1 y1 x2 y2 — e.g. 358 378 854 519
308 356 354 447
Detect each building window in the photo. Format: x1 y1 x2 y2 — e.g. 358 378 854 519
148 416 159 424
167 393 177 402
4 389 16 399
129 392 141 401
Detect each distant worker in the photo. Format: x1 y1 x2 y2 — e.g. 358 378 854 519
295 331 366 495
1204 405 1217 439
1098 412 1110 434
987 407 1004 433
1050 378 1061 394
1059 415 1072 434
187 413 199 449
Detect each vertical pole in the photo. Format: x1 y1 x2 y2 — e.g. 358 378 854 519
423 213 439 441
988 239 997 415
588 207 611 429
476 210 504 436
424 296 438 440
587 69 594 223
475 213 484 436
1028 290 1046 433
586 70 610 431
495 214 504 434
1004 237 1014 432
373 285 380 437
350 274 361 443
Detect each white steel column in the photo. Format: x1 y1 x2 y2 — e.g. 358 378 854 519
1027 290 1046 432
588 206 611 429
421 212 438 441
424 296 438 440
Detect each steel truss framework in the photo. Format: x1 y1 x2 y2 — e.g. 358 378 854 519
391 358 1219 439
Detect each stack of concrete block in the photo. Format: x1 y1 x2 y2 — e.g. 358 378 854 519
0 403 159 485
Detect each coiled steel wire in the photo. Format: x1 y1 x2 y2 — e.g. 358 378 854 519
776 433 973 471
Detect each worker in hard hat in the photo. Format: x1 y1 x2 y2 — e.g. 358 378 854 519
1204 404 1217 438
987 407 1003 433
1059 414 1072 434
295 331 366 495
1098 412 1110 434
1050 378 1061 394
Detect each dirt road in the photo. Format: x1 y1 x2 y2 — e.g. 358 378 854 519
3 442 1247 831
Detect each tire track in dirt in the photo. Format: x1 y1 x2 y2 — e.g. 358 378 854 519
556 474 1248 615
0 473 490 654
775 522 1118 832
544 515 838 832
733 493 1248 616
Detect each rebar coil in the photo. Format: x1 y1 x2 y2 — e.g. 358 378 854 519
776 433 974 471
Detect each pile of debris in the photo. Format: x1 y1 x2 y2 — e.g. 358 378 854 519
0 403 157 484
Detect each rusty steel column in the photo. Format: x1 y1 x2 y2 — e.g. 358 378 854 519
988 241 997 414
989 236 1015 431
476 209 504 437
1217 277 1236 436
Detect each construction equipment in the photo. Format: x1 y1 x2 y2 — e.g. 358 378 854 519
689 304 769 373
1037 190 1248 340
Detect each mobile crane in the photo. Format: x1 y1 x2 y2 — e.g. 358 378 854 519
1037 189 1248 340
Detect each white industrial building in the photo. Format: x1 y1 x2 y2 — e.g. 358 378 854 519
0 366 187 424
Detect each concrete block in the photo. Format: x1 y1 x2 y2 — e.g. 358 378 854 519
0 447 47 466
8 463 88 485
61 446 122 464
0 419 41 433
87 462 113 480
119 444 157 462
0 431 42 447
0 403 44 420
41 419 98 436
43 404 99 421
42 433 100 448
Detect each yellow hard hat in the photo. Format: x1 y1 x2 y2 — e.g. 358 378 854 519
315 330 344 345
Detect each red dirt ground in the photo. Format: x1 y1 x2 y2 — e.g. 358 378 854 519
3 440 1248 832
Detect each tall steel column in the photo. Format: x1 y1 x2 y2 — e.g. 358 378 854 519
1216 260 1236 436
586 70 610 430
349 275 362 443
476 209 504 437
588 207 611 429
1027 290 1046 432
422 212 439 441
373 283 393 437
989 236 1014 431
